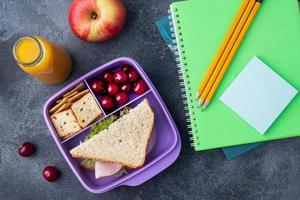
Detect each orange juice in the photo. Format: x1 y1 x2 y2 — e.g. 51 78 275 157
13 36 72 84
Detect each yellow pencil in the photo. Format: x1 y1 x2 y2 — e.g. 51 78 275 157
195 0 251 101
202 0 263 110
198 0 256 107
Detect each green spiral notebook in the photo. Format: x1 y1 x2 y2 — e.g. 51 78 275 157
155 15 263 159
169 0 300 151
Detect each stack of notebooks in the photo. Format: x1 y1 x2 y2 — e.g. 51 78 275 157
157 0 300 156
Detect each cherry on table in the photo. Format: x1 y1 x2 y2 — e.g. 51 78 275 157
120 83 131 93
115 92 129 105
107 83 119 96
114 71 128 83
42 166 60 182
100 96 115 110
103 72 114 83
19 142 35 157
133 80 148 95
128 69 139 82
91 80 106 93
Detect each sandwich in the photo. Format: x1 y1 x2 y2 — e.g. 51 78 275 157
69 99 155 179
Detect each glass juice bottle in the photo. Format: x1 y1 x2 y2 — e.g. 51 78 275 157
13 36 72 84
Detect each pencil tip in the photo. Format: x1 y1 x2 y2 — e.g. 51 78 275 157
197 102 201 108
195 92 200 99
197 99 203 107
202 101 209 110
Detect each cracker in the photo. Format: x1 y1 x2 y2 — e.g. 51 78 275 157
63 83 85 97
67 89 90 103
57 91 79 103
71 93 102 128
49 98 68 114
62 134 75 140
56 98 64 104
54 102 73 114
64 91 79 99
51 109 82 139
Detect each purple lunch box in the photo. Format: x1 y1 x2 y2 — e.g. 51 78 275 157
43 57 181 193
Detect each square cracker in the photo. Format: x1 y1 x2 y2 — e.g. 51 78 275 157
71 93 102 128
51 109 82 139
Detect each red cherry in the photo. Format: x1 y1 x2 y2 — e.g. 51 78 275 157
115 92 129 105
42 166 60 182
120 83 131 93
91 80 106 93
19 142 35 157
100 96 115 110
107 83 119 95
114 71 128 83
121 64 132 72
103 72 114 82
133 80 148 95
128 69 140 82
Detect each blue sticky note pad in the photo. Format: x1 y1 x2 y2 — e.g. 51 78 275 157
156 15 263 159
220 57 298 135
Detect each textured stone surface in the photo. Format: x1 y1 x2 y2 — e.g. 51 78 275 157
1 0 300 199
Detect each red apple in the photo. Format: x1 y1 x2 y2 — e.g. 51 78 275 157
68 0 126 42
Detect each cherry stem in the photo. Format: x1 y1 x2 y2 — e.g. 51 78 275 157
91 11 97 20
2 139 20 147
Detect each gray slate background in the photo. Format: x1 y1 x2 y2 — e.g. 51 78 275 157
1 1 300 199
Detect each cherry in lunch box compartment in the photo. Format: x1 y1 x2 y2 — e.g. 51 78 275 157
86 63 149 115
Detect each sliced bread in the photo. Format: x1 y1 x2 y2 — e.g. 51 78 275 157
70 99 154 168
51 109 82 139
71 93 102 128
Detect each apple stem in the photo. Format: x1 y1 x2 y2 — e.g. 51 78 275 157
91 11 97 20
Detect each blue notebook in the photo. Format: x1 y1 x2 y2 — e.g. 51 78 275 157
156 15 263 160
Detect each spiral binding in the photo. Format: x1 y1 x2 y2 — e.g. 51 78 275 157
168 9 196 148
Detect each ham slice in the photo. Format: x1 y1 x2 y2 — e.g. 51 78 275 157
95 161 123 179
95 128 156 179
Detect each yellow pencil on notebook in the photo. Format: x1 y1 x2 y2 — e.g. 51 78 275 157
196 0 263 109
195 0 252 101
198 0 256 107
202 0 263 110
